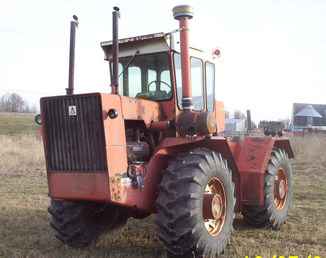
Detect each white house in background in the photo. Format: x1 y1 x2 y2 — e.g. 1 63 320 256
292 103 326 131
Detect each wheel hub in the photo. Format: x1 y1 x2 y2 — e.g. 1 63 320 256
274 168 288 209
211 194 223 220
203 177 226 236
278 179 286 199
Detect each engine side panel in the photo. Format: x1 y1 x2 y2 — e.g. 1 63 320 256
121 96 161 126
101 94 128 202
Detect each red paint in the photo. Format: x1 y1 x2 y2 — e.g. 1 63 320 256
49 172 109 202
227 137 294 209
179 18 192 105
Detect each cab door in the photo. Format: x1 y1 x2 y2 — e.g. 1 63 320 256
205 62 225 133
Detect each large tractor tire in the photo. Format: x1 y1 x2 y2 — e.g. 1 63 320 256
48 200 128 248
156 148 235 258
242 149 293 229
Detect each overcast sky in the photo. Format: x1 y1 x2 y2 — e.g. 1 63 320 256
1 0 326 121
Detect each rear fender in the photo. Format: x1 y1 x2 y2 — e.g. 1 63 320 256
234 137 294 209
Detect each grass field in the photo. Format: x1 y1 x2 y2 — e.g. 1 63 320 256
0 118 325 257
0 112 38 135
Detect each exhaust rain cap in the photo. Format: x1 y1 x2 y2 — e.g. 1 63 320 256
173 5 193 20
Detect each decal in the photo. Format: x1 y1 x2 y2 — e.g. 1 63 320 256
68 105 77 116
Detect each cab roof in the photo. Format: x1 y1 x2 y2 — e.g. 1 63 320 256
100 32 216 63
101 32 170 60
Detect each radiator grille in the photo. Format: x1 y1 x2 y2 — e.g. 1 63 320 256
41 94 107 172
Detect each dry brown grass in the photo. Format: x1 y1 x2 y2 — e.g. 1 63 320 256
0 135 44 176
0 134 325 258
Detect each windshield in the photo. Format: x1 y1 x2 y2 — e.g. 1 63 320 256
112 52 172 101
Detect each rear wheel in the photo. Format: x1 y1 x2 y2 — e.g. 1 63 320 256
242 149 293 229
48 200 128 248
156 148 235 258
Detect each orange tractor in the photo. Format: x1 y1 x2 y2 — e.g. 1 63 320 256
40 5 294 258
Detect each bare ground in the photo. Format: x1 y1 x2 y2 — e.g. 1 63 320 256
0 134 325 258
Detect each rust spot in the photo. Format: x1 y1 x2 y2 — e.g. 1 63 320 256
109 175 122 201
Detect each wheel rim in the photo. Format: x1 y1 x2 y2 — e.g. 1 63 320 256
203 177 226 236
274 168 288 210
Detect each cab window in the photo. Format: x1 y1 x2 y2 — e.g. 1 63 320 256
114 52 172 101
191 57 204 110
128 66 142 98
205 62 215 112
174 53 204 110
174 54 183 108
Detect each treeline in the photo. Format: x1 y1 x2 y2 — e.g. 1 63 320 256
0 93 37 113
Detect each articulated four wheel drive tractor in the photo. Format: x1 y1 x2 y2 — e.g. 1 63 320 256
40 5 294 258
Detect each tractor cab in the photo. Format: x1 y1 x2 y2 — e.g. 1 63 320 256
101 33 173 101
101 32 225 132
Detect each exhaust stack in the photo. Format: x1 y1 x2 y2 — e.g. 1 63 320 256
111 6 120 94
173 6 217 136
173 5 193 110
66 15 79 95
247 110 252 132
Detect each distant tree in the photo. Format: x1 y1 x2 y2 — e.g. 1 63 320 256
0 93 25 112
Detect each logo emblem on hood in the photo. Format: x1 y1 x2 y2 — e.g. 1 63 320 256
68 105 77 116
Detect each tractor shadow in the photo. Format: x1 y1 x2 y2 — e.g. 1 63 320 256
0 203 261 258
233 217 254 231
0 206 166 258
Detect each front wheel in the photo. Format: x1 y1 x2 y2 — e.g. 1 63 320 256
156 148 236 257
48 200 129 248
